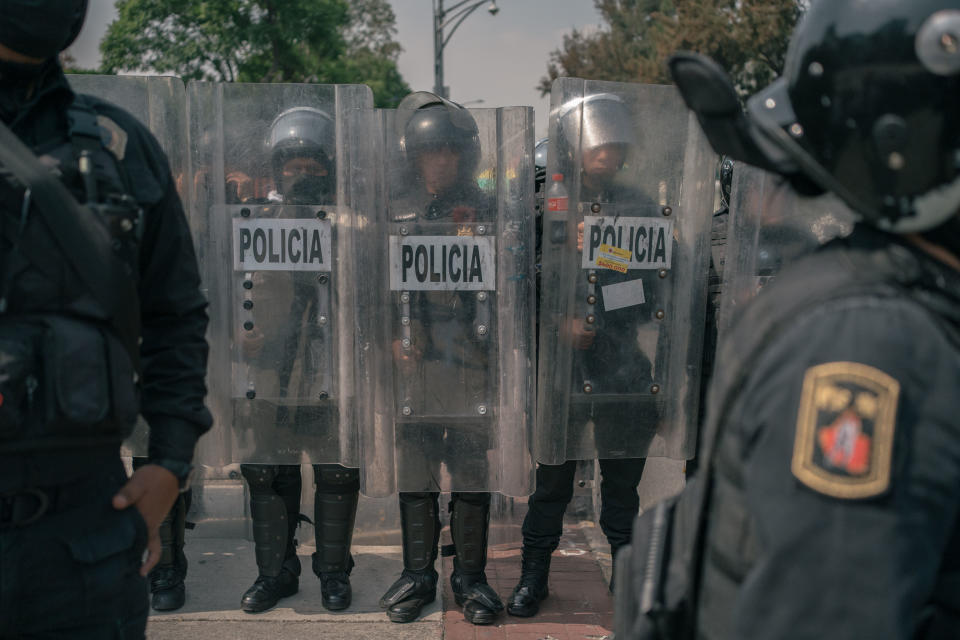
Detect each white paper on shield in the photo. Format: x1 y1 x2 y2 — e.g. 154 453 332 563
602 278 645 311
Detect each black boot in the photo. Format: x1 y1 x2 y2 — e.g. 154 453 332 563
447 493 503 626
507 547 551 617
149 491 190 611
240 465 302 613
312 465 360 611
380 492 439 623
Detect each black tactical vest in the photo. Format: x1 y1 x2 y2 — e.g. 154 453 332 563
0 96 142 452
694 229 960 639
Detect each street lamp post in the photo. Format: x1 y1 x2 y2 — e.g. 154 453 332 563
433 0 499 99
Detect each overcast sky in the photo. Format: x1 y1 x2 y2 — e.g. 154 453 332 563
66 1 604 137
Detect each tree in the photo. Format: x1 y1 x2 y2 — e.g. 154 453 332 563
539 0 803 97
100 0 410 107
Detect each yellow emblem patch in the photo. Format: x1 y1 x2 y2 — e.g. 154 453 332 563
791 362 900 499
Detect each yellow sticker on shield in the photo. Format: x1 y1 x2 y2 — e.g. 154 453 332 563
596 243 631 273
791 362 900 500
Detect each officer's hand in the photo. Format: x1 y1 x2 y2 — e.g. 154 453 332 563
112 464 179 576
577 221 584 252
562 316 595 350
393 338 421 366
241 327 266 358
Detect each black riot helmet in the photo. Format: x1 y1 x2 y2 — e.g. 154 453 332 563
671 0 960 234
534 137 549 171
534 137 549 193
268 106 336 204
0 0 88 60
397 91 481 188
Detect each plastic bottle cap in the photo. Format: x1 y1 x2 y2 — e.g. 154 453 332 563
552 173 563 181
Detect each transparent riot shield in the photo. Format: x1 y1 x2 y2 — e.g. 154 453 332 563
189 82 373 467
718 165 854 334
356 98 536 497
537 78 716 465
67 74 189 458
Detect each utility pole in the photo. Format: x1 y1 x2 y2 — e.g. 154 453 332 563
433 0 499 100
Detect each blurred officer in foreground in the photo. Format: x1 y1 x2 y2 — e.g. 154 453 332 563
239 107 360 614
0 1 211 636
615 1 960 638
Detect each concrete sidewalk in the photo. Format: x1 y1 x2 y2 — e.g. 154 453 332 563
146 520 613 640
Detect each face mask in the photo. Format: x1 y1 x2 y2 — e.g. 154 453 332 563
285 175 332 205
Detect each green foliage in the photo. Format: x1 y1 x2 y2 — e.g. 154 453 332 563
539 0 803 97
101 0 410 106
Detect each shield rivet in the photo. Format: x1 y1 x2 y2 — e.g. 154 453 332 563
318 391 329 400
585 314 596 325
650 384 660 394
243 280 253 290
243 300 254 310
246 389 256 399
658 268 668 279
591 203 601 213
401 405 412 416
655 309 665 320
318 274 328 284
583 382 593 394
401 316 410 326
477 225 486 235
400 226 409 235
477 324 488 336
243 321 254 331
477 404 488 416
662 206 672 217
240 208 251 218
316 210 327 219
400 292 410 303
586 294 597 305
587 273 598 284
477 291 487 302
401 338 411 349
318 315 328 326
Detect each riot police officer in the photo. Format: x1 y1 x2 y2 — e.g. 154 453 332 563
378 93 505 626
0 2 211 636
615 1 960 638
239 106 360 614
510 92 656 617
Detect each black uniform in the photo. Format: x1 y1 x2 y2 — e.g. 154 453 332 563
238 104 360 614
615 2 960 637
379 94 505 627
698 228 960 638
0 60 211 637
524 181 657 549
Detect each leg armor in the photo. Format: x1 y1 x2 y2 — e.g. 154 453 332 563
379 492 441 623
241 464 302 577
312 464 360 611
311 464 359 576
448 492 503 625
240 464 302 613
149 490 191 611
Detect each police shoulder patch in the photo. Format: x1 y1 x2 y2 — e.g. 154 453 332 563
791 361 900 499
